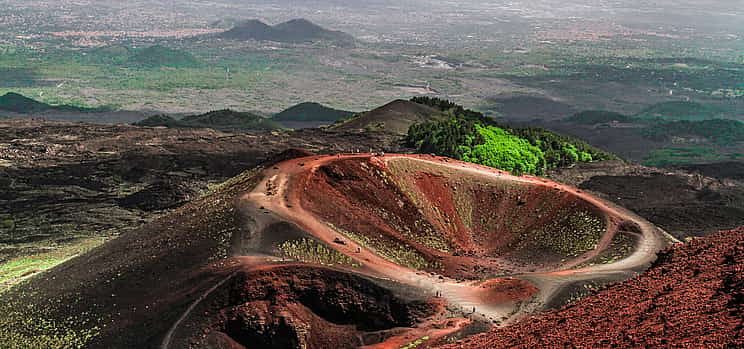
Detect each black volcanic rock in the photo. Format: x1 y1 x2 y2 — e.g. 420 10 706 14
220 18 355 46
118 180 200 211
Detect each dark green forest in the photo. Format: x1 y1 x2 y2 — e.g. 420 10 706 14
640 119 744 144
408 97 615 175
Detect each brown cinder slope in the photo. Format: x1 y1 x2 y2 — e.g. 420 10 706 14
331 100 445 135
437 227 744 349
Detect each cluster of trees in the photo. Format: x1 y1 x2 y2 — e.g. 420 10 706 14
407 97 615 175
640 119 744 144
411 96 487 121
460 124 546 175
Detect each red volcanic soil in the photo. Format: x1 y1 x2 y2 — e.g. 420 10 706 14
438 227 744 349
298 156 614 279
196 265 442 349
475 278 538 304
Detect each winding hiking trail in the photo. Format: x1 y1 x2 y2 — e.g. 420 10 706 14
231 153 673 345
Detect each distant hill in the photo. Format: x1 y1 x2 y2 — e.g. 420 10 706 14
273 102 354 122
134 109 281 132
488 95 576 120
220 18 355 46
636 101 727 121
133 114 184 128
127 45 202 68
565 110 635 124
331 99 446 134
0 92 104 114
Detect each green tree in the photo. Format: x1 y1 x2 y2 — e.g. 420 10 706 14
460 124 546 175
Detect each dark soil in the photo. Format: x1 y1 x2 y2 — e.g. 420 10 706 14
549 161 744 238
0 118 407 246
118 180 201 211
486 95 576 121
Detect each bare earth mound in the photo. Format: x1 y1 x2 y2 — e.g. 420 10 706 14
331 100 445 135
438 227 744 349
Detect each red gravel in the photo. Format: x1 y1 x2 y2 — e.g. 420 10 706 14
437 227 744 349
203 265 439 349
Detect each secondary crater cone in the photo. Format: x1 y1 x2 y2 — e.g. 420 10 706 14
296 155 641 279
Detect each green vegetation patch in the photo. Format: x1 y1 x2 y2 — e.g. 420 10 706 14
642 146 744 167
0 238 106 348
578 232 636 267
407 97 614 175
126 45 202 68
639 119 744 144
520 210 605 257
636 101 728 121
0 68 39 88
0 238 106 292
328 223 442 271
460 124 545 175
279 238 360 267
400 336 430 349
0 305 99 349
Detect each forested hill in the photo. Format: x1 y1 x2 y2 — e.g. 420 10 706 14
407 97 616 175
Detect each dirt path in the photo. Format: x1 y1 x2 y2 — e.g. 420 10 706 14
239 154 672 337
160 271 238 349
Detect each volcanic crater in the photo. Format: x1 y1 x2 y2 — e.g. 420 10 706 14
200 153 674 349
7 150 674 348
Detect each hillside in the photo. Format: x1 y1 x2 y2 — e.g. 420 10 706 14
487 95 577 120
636 101 727 121
0 157 273 348
220 18 355 46
639 118 744 145
407 97 616 175
565 110 635 124
0 92 102 114
126 45 202 68
438 226 744 348
273 102 354 122
331 99 446 134
132 114 184 128
134 109 281 131
0 151 673 348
